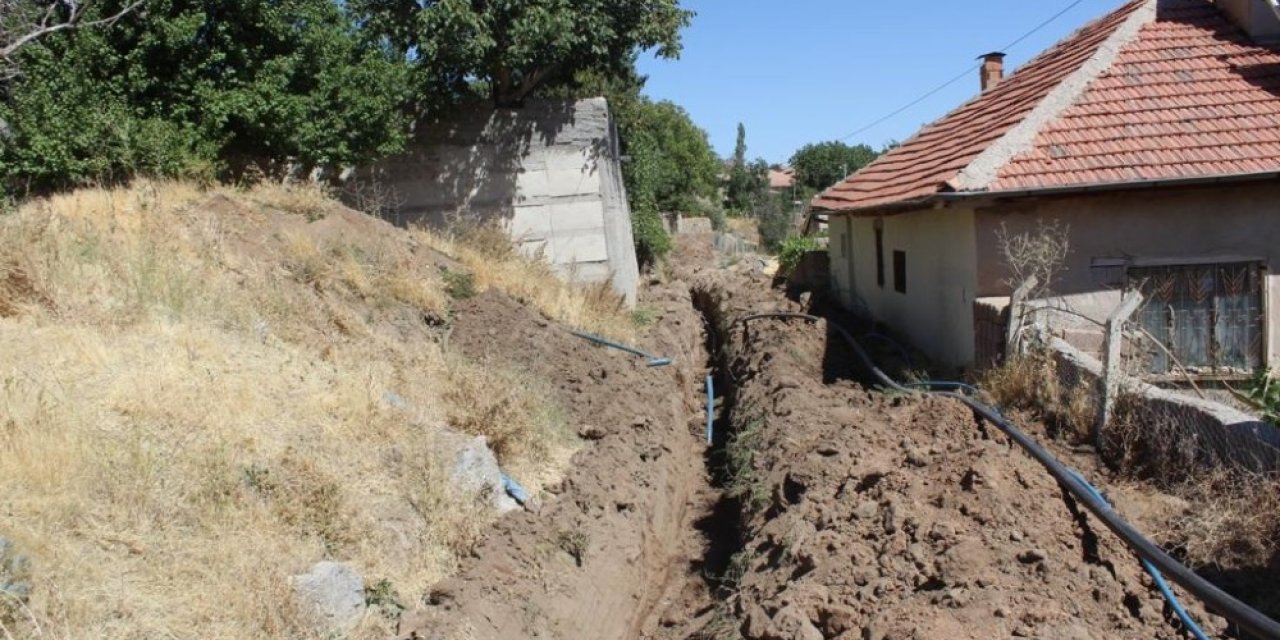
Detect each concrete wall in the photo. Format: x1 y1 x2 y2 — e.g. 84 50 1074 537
974 182 1280 370
1046 334 1280 472
834 208 978 369
360 98 639 306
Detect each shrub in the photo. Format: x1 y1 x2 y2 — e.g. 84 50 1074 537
776 235 820 276
631 201 672 268
1246 369 1280 425
755 192 795 253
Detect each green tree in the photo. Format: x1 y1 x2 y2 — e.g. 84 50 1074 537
1 0 412 191
789 140 879 193
353 0 693 108
552 59 718 266
726 123 766 213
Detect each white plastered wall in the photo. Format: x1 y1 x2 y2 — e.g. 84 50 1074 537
839 208 979 369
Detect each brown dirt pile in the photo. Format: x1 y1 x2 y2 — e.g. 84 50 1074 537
650 267 1229 640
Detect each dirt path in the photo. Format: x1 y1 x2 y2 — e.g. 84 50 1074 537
396 236 1241 640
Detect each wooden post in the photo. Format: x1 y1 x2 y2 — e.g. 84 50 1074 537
1097 290 1144 448
1006 275 1040 356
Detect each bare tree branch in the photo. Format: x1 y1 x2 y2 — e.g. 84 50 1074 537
0 0 144 74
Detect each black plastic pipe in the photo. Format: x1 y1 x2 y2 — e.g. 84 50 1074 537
733 312 1280 640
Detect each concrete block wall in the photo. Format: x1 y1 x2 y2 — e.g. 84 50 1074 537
359 98 639 306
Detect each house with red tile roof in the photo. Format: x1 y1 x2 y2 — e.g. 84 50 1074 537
815 0 1280 375
768 167 796 192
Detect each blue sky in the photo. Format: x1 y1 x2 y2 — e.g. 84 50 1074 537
636 0 1124 164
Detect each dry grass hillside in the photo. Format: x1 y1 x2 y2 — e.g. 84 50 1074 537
0 181 634 639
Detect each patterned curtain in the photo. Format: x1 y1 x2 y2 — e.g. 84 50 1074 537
1130 263 1263 375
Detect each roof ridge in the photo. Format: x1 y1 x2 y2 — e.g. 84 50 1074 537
948 0 1159 192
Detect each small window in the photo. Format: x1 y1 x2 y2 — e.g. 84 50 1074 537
893 250 907 294
875 227 885 288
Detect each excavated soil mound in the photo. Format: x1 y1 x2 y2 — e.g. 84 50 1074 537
653 269 1230 640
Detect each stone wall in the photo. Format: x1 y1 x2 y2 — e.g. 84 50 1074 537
358 98 639 306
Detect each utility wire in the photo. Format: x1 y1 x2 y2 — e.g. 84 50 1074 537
837 0 1089 142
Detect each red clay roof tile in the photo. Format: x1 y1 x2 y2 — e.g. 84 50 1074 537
815 0 1280 212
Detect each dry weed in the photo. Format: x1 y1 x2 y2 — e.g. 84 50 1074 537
1164 469 1280 570
416 227 634 341
0 181 573 639
246 181 336 221
979 348 1096 443
441 356 570 467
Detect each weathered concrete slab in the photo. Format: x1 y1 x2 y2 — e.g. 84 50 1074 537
360 98 638 306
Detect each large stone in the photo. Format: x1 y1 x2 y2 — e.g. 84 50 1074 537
292 561 366 633
440 430 520 513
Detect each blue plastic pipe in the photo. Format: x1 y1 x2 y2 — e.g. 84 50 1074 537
569 330 672 367
1068 470 1211 640
500 472 529 506
706 375 715 445
905 380 982 397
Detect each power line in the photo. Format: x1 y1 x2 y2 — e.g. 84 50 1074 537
837 0 1089 142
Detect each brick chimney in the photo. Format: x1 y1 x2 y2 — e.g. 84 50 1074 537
1218 0 1280 41
980 52 1006 92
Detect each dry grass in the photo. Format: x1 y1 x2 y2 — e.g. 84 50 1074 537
979 349 1096 443
0 181 587 639
983 353 1279 578
1163 469 1280 570
416 223 635 342
725 217 760 246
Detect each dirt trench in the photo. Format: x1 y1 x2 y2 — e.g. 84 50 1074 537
397 238 1238 640
394 275 718 640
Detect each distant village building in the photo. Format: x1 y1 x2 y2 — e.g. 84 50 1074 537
768 167 796 194
814 0 1280 374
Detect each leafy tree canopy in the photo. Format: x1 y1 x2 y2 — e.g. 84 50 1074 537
352 0 693 108
789 140 879 193
1 0 412 190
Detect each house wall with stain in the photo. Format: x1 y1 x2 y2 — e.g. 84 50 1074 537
974 182 1280 373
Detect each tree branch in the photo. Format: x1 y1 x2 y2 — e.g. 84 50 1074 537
1 0 145 60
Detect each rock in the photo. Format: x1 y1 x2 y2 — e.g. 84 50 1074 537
743 603 772 638
905 448 929 467
818 604 859 636
1018 548 1048 564
440 430 520 513
768 604 824 640
292 561 366 633
0 537 31 613
576 424 607 440
853 500 880 520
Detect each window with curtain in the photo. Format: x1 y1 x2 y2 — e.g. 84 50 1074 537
1128 262 1264 376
